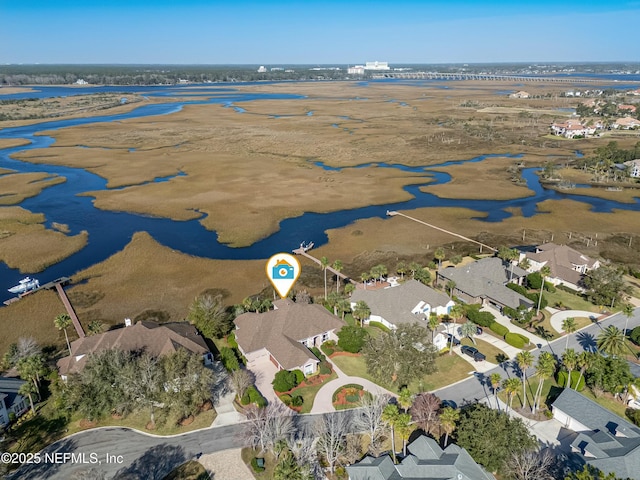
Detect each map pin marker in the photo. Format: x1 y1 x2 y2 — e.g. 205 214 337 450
266 253 301 299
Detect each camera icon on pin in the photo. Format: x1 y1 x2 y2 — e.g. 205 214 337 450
272 259 295 279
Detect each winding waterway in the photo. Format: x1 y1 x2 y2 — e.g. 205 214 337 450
1 85 640 302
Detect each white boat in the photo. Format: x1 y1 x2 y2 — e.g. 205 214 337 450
300 241 314 252
8 277 40 295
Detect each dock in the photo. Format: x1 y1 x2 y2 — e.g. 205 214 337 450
54 282 85 338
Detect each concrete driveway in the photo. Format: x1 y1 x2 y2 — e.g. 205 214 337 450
549 310 599 333
246 357 280 405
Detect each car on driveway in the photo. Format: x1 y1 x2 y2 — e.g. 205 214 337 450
461 345 486 362
444 332 460 346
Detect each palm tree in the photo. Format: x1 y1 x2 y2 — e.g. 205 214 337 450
519 257 531 270
336 298 351 321
409 262 421 278
360 271 370 289
536 265 551 316
562 348 578 389
371 264 388 284
562 317 577 350
515 351 534 411
490 373 502 410
326 291 341 316
396 262 407 280
434 247 446 269
332 260 343 293
448 305 465 355
623 303 635 335
18 381 38 414
498 246 519 282
446 280 456 299
398 387 413 412
344 283 355 296
460 321 477 344
352 300 371 327
575 351 593 391
54 313 72 356
427 315 439 342
439 406 459 447
502 377 522 413
87 320 105 336
597 325 626 357
533 352 556 414
320 256 329 300
396 412 413 456
382 404 400 464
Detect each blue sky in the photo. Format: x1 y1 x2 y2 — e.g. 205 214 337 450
3 0 640 64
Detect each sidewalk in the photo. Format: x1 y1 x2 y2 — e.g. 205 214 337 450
481 305 547 346
309 355 396 414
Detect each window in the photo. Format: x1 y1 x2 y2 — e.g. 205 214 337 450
322 332 329 342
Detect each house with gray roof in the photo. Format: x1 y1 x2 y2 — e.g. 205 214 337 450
234 300 345 375
520 243 600 291
436 257 532 311
347 434 495 480
57 321 212 380
350 279 455 330
0 376 29 427
552 388 640 479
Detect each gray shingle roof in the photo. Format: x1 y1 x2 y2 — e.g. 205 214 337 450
554 388 640 479
526 243 597 286
350 279 453 327
437 258 532 310
234 301 345 370
346 435 495 480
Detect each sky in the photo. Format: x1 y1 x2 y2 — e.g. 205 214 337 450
2 0 640 65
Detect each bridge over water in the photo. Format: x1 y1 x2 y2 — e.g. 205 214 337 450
371 72 640 83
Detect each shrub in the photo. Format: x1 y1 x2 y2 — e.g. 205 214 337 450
544 281 556 293
337 325 368 353
626 408 640 427
526 272 543 290
556 283 580 295
272 370 298 393
490 322 509 336
227 332 238 349
557 371 585 391
280 394 292 406
291 395 303 407
368 321 391 333
319 361 332 375
504 332 526 349
242 385 267 406
251 457 265 473
219 347 240 371
507 283 528 296
630 326 640 346
311 346 326 362
465 306 496 327
292 369 305 384
321 341 336 356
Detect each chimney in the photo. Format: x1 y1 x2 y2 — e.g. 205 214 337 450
124 318 132 327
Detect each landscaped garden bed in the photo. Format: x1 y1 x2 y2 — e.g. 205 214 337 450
332 383 367 410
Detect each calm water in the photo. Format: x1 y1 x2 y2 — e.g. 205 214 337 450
1 85 640 301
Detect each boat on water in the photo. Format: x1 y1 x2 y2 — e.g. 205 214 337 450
300 241 314 252
8 277 40 295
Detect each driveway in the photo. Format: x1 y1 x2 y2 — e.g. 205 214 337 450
246 357 280 405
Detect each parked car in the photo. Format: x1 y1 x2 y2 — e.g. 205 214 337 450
441 399 457 409
476 326 483 336
461 345 486 362
444 332 460 346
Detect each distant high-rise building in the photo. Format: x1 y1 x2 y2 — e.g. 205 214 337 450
364 61 390 70
257 66 267 73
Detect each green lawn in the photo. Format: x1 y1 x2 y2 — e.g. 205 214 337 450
461 337 506 364
332 352 473 394
498 376 556 412
580 388 628 418
544 288 599 313
241 448 276 480
288 371 338 413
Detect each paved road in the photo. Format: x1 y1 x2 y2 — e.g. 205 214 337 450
12 308 640 479
434 307 640 407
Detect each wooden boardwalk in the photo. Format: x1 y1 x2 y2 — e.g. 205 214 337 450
386 211 497 253
54 282 85 338
292 249 356 285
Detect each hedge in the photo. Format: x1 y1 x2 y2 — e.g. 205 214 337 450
490 323 509 336
504 332 527 349
292 369 305 384
557 371 585 391
465 306 496 327
273 370 298 393
630 326 640 346
241 385 267 407
219 347 240 372
227 331 238 349
251 457 265 473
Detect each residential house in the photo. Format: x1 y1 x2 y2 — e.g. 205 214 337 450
234 300 344 375
509 91 530 98
57 321 212 380
619 104 637 114
436 257 532 312
629 89 640 96
613 117 640 129
350 279 455 330
346 434 496 480
624 159 640 178
0 376 29 427
520 243 600 291
550 120 596 138
552 388 640 480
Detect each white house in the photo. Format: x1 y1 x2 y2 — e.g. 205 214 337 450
509 91 530 99
350 279 455 330
624 159 640 178
550 120 596 138
613 116 640 129
348 65 365 75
